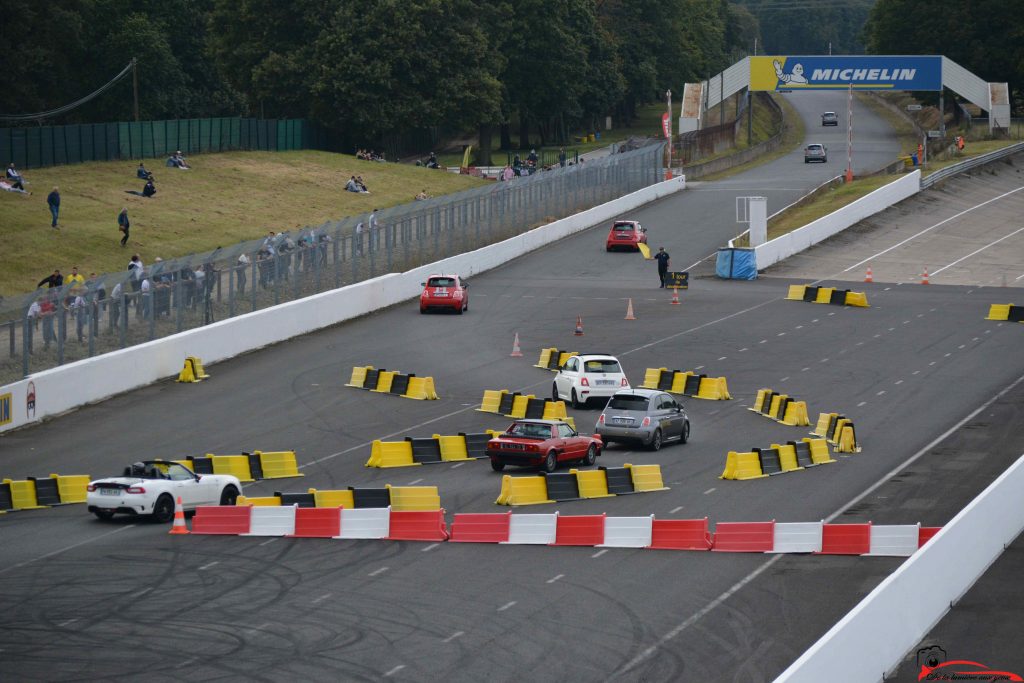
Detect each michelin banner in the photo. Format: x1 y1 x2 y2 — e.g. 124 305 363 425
750 55 942 91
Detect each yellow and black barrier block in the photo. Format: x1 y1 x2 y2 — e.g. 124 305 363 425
0 481 13 513
477 389 508 414
404 376 439 400
639 368 732 400
385 484 441 511
495 464 668 506
986 304 1024 322
750 389 810 426
367 432 502 468
786 284 869 307
346 365 372 388
254 450 303 479
0 473 91 511
237 494 282 506
2 478 47 510
721 438 833 480
534 348 577 371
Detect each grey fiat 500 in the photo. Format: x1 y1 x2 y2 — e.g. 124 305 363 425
596 389 689 451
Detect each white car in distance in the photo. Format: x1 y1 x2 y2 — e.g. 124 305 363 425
86 460 242 522
552 354 630 408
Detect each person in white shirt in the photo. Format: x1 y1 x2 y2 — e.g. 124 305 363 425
237 253 250 295
140 278 151 319
110 281 124 328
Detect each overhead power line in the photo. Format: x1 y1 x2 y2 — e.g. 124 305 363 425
0 61 135 123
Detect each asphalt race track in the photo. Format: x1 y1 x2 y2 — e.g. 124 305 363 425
3 93 1024 683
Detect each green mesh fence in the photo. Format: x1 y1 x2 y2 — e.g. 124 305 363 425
0 118 321 169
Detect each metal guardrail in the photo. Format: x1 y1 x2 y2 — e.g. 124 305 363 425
921 142 1024 188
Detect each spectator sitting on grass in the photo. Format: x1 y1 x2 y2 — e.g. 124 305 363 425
415 189 430 200
356 176 369 192
137 163 153 180
1 178 30 194
6 163 27 190
143 178 156 197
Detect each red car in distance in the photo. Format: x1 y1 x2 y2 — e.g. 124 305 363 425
419 274 469 314
606 220 647 251
487 419 603 473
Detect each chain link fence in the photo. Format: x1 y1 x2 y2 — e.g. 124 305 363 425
0 141 664 385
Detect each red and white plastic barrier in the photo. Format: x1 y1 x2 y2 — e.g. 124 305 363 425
189 505 941 555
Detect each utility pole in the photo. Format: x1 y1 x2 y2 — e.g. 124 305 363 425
132 57 140 122
846 83 854 182
666 89 673 179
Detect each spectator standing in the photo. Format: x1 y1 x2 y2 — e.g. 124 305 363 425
369 209 380 250
501 165 514 182
88 272 105 328
70 289 88 342
354 220 365 255
140 277 152 319
40 293 57 349
237 253 250 296
38 269 63 289
654 247 671 288
127 254 144 293
527 149 538 167
47 186 61 228
110 281 124 329
118 208 130 246
65 266 84 288
559 148 567 167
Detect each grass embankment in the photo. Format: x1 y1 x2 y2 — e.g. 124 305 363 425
701 93 806 181
766 175 895 239
0 150 484 297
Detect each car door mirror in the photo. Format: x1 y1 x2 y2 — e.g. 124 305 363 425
420 282 425 286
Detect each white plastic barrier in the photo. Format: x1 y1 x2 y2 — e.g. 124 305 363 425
0 176 686 434
243 505 297 536
775 454 1024 683
336 507 391 540
770 522 823 554
755 171 920 270
503 513 559 545
600 515 654 548
866 524 919 557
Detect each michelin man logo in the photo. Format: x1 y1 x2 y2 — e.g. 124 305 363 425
773 60 808 84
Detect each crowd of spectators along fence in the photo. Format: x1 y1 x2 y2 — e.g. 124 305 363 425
0 141 665 384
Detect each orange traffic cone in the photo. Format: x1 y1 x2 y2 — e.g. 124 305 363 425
865 266 873 283
574 315 585 336
510 332 523 357
169 496 189 535
624 299 636 320
920 268 930 285
671 287 680 305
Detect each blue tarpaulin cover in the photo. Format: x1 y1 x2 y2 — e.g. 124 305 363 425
716 248 757 280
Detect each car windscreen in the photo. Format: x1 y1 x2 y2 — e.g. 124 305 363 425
427 278 455 287
613 223 635 230
607 395 648 410
584 359 621 373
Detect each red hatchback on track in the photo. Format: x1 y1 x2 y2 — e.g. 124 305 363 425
605 220 647 251
420 274 469 314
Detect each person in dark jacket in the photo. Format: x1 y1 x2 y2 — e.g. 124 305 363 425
118 207 130 247
38 269 63 289
142 178 156 198
47 186 60 228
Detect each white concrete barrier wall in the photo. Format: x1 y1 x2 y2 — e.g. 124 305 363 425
774 453 1024 683
755 171 921 270
0 176 686 434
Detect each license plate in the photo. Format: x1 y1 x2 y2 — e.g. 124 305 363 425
613 417 631 425
504 443 525 450
596 379 616 386
100 488 120 496
616 232 631 238
433 292 449 297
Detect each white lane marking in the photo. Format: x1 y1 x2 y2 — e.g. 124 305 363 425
616 370 1024 677
972 337 980 342
58 618 78 627
857 401 867 407
828 312 836 316
918 313 924 317
312 593 332 605
547 574 565 584
739 347 749 352
443 631 464 643
592 549 608 558
895 380 904 385
888 327 895 332
812 319 819 323
259 538 279 547
801 367 810 372
703 488 716 495
131 587 152 598
874 334 882 338
311 383 320 387
759 339 768 344
0 525 135 576
820 358 829 363
877 390 886 396
422 543 439 552
451 462 465 469
695 365 705 371
795 325 803 330
717 356 727 361
930 361 937 365
369 567 389 577
933 226 1024 275
913 370 921 375
384 665 406 678
835 186 1024 275
958 345 965 350
856 341 864 345
199 561 219 571
780 377 789 382
407 478 423 485
497 601 516 612
884 287 891 291
670 506 684 514
944 353 952 357
904 320 911 324
986 329 991 333
176 658 198 669
777 332 786 337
